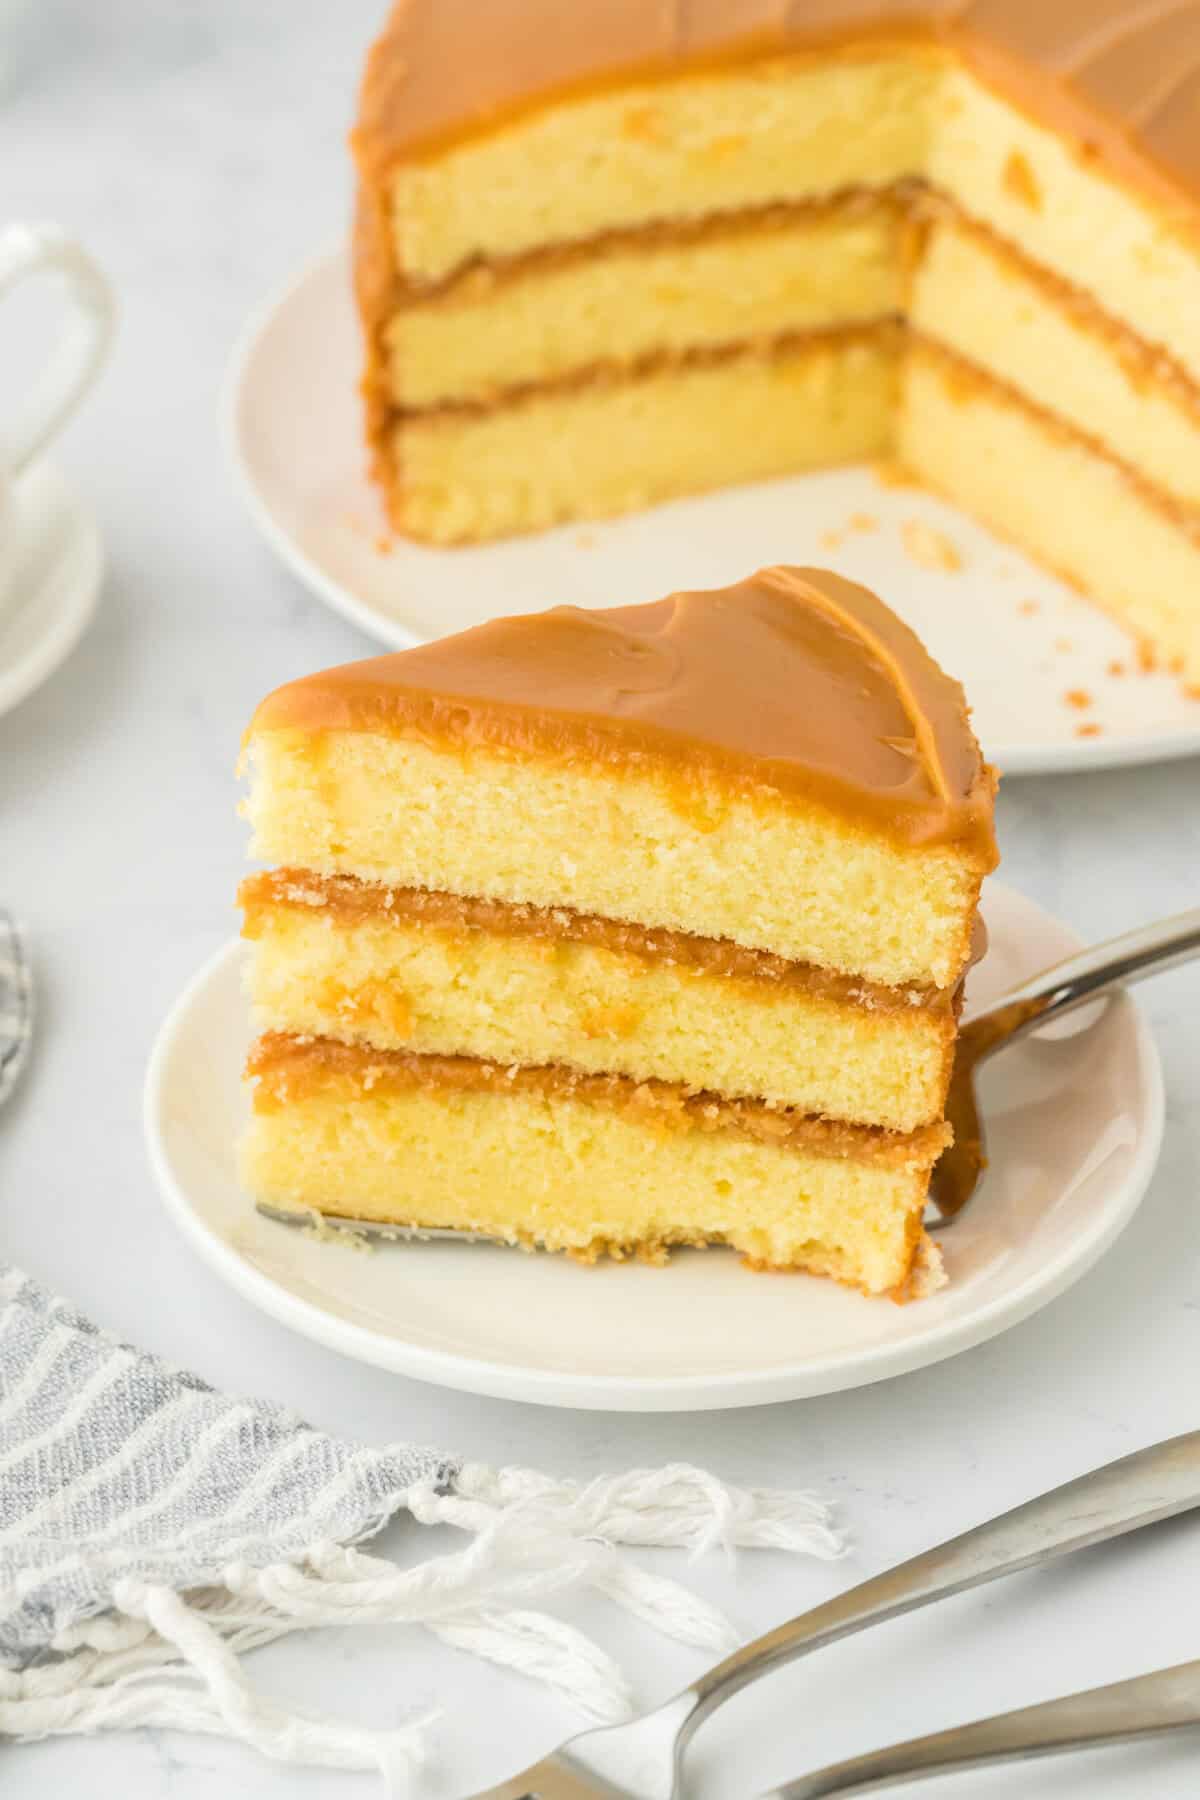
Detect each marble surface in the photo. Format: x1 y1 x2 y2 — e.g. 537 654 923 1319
3 5 1200 1794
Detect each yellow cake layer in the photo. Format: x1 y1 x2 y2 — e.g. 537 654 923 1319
899 344 1200 688
242 887 955 1131
384 197 903 409
388 328 895 541
391 49 934 287
909 216 1200 514
243 1053 943 1296
245 723 984 993
387 48 1200 384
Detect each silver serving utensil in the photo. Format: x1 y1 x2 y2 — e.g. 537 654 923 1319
0 910 33 1109
254 1203 519 1248
765 1657 1200 1797
458 1430 1200 1800
927 905 1200 1228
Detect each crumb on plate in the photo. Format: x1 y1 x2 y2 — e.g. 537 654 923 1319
901 519 963 572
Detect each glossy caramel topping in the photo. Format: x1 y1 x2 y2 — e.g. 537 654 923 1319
354 1 1200 211
249 566 997 857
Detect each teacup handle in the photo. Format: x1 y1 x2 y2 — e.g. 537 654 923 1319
0 221 114 479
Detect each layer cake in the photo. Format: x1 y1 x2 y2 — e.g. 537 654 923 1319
352 1 1200 685
240 566 997 1298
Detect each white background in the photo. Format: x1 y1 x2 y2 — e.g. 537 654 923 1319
3 4 1200 1794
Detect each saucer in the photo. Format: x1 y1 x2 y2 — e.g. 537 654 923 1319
145 882 1163 1412
0 460 103 719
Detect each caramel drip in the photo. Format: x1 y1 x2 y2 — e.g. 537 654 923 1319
247 1032 951 1167
248 566 999 859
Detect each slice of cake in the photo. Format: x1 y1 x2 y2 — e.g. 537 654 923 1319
351 1 1200 686
239 567 997 1298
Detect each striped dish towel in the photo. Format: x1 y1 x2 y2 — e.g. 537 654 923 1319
0 925 843 1789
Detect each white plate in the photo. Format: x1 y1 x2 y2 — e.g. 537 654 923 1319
225 250 1200 777
145 882 1163 1412
0 460 103 718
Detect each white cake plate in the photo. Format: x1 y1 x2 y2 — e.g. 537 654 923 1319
224 249 1200 777
145 882 1163 1412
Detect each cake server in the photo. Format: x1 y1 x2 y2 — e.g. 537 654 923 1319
927 903 1200 1226
460 1427 1200 1800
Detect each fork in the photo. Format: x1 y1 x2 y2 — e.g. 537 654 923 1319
465 1429 1200 1798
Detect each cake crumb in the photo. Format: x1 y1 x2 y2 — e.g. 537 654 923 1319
1017 599 1039 617
872 459 919 491
1107 659 1127 677
1003 149 1043 210
1075 722 1102 738
1137 641 1159 673
1064 688 1092 710
819 528 844 550
374 535 393 556
848 512 878 533
902 519 963 572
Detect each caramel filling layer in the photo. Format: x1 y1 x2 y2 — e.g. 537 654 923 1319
393 320 901 421
911 335 1200 546
384 196 1200 428
391 321 1200 546
247 1033 951 1168
392 183 912 304
914 203 1200 433
240 869 949 1014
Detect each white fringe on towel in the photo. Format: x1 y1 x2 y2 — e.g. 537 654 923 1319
1 1461 843 1790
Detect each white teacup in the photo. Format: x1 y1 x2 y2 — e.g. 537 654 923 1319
0 221 114 606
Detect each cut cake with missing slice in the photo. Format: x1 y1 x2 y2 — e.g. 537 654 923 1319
239 566 997 1298
353 1 1200 686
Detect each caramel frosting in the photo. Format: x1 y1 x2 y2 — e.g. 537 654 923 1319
354 2 1200 215
247 1032 951 1166
249 565 998 857
239 868 952 1012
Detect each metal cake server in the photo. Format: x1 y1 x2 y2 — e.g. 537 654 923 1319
254 1205 523 1248
458 1429 1200 1800
927 904 1200 1227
